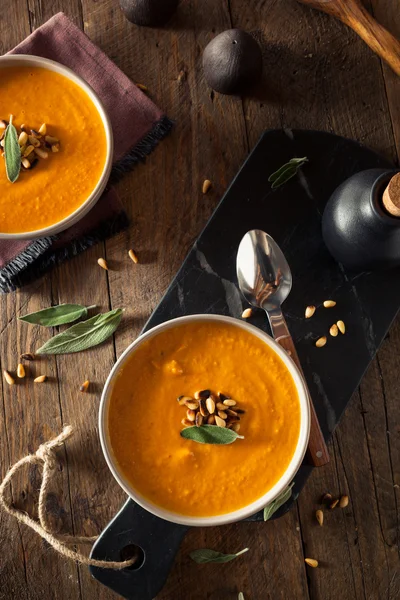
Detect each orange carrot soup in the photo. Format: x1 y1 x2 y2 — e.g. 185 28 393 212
0 66 107 233
108 320 301 517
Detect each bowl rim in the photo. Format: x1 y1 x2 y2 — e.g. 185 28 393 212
99 314 311 527
0 54 113 240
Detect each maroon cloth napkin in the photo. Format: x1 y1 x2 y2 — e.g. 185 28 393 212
0 13 172 293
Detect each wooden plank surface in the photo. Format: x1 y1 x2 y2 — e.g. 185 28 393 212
0 1 399 599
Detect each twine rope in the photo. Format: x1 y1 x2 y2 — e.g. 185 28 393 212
0 425 136 570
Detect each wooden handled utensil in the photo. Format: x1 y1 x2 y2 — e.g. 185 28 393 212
297 0 400 76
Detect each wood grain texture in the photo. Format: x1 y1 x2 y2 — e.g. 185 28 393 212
0 0 399 599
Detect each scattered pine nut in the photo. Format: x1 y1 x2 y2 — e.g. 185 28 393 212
195 412 203 427
206 397 215 414
323 300 336 308
177 70 186 83
20 353 35 361
136 83 148 92
128 249 139 264
241 308 253 319
3 370 15 385
329 324 339 337
97 258 108 270
330 498 339 509
305 558 318 568
207 414 216 425
45 135 59 145
21 158 31 169
181 418 192 427
34 148 48 159
305 305 316 319
315 509 324 526
186 401 199 410
231 422 241 433
218 410 228 419
339 495 349 508
18 131 28 146
23 145 35 157
202 179 212 194
321 492 333 505
223 399 236 407
337 320 345 334
17 363 25 379
215 415 226 427
315 336 327 348
38 123 47 135
79 380 90 393
34 375 47 383
51 144 60 153
187 409 196 422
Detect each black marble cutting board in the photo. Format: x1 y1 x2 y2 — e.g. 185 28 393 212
90 130 398 600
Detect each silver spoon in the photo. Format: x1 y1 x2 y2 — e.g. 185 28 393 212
237 229 329 467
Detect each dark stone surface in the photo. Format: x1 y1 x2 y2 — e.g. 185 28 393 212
91 129 396 600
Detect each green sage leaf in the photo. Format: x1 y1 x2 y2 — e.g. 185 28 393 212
19 304 96 327
4 117 21 183
263 482 295 521
189 547 248 564
268 157 308 189
180 424 244 445
36 308 123 355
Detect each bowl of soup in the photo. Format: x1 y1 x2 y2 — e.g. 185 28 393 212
0 55 113 239
99 315 310 526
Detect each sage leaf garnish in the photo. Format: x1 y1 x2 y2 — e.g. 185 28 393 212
180 425 244 445
36 308 123 355
263 482 295 521
19 304 96 327
189 547 249 564
268 157 308 189
4 116 21 183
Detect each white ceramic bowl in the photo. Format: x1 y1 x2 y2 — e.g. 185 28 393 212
99 314 310 527
0 55 113 240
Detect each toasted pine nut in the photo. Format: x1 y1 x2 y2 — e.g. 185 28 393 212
39 123 47 135
330 499 339 509
181 418 192 427
128 249 139 263
202 179 212 194
17 363 25 379
34 148 48 159
97 258 108 270
231 422 241 433
241 308 253 319
223 399 236 406
206 396 215 414
316 509 323 526
305 305 316 318
186 409 196 422
28 135 40 147
34 375 47 383
337 320 345 334
339 495 349 508
305 558 318 568
45 135 59 145
18 131 28 146
3 370 15 385
215 415 226 427
21 158 31 169
330 324 339 337
218 410 228 419
315 336 327 348
79 380 90 393
23 145 35 157
51 144 60 153
323 300 336 308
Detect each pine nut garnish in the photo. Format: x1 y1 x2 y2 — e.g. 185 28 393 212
216 402 226 411
17 363 25 379
177 395 191 405
202 179 212 194
316 509 323 526
186 400 199 410
34 375 47 383
218 410 228 419
223 399 236 407
97 258 108 270
136 83 148 92
305 305 316 319
199 399 208 417
34 148 48 159
241 308 253 319
329 324 339 337
323 300 336 308
337 320 345 334
187 409 196 422
231 422 240 433
18 131 28 146
3 370 15 385
215 415 226 427
128 249 139 264
23 145 35 157
206 396 215 414
321 492 333 505
207 414 216 425
195 389 211 399
339 495 349 508
79 380 90 393
39 123 47 135
181 418 192 427
315 336 327 348
20 352 35 361
305 558 318 568
195 412 203 427
330 498 339 509
44 135 59 145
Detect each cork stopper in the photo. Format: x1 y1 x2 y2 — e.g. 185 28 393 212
382 172 400 217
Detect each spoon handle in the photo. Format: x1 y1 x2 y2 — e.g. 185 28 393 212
267 309 330 467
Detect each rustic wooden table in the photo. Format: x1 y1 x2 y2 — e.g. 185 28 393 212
1 1 399 599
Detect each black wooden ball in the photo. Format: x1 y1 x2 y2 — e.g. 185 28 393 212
120 0 179 27
202 29 263 95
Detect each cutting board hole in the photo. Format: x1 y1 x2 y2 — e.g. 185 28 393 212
120 544 145 570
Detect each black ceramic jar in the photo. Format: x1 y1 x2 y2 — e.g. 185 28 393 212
322 168 400 271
